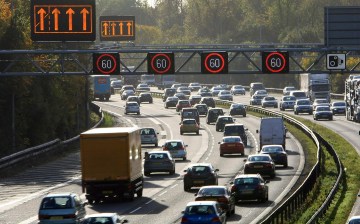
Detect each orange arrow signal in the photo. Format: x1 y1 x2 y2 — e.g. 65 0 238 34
80 8 89 31
66 8 75 31
127 22 132 35
52 8 60 31
119 22 123 35
111 22 116 35
102 22 109 35
37 8 47 31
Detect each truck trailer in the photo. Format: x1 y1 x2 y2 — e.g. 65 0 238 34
345 78 360 122
89 75 111 101
299 73 331 102
80 127 144 204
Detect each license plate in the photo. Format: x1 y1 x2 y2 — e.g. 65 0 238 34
254 165 263 168
50 216 63 220
102 190 113 194
241 190 253 194
227 144 235 147
194 180 204 184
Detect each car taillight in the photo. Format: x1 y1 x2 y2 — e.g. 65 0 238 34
181 217 189 223
63 214 76 219
212 217 221 222
38 214 50 220
217 196 228 203
230 185 237 192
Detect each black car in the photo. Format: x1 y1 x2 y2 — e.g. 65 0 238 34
199 97 216 108
223 124 248 146
183 163 219 191
215 116 235 132
229 103 246 117
193 104 209 116
139 92 153 103
230 174 269 203
244 154 276 178
195 185 236 216
162 88 177 102
206 108 224 124
164 96 179 108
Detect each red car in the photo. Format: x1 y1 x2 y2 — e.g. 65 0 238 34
218 136 245 157
176 100 191 112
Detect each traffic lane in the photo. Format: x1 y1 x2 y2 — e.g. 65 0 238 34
121 112 303 223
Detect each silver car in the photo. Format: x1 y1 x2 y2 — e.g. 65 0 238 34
140 127 159 147
162 140 187 161
38 192 87 224
124 102 140 115
144 151 175 176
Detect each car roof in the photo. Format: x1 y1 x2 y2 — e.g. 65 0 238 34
188 162 212 167
165 139 184 143
199 185 227 190
45 192 76 197
235 174 262 179
84 213 117 218
148 150 170 154
224 123 244 127
222 136 241 139
186 201 218 206
248 154 271 158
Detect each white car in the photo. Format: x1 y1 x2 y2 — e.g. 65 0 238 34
230 85 246 95
217 90 233 101
124 101 140 115
81 213 128 224
283 86 296 95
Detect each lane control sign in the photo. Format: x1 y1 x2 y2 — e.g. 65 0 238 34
93 53 120 75
147 53 175 74
262 51 289 74
327 54 346 70
201 52 228 74
31 0 96 42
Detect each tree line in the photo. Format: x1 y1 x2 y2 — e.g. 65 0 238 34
0 0 359 156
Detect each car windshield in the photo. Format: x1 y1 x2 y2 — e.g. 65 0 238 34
165 141 183 150
198 187 225 196
333 102 346 106
219 117 233 122
232 104 244 108
127 102 138 106
183 119 196 124
262 147 283 153
40 196 72 209
141 128 155 135
223 137 240 143
220 91 230 95
185 205 215 215
149 153 168 159
315 99 328 104
316 106 330 111
254 95 264 99
233 86 244 89
234 177 260 185
82 217 112 224
265 97 275 100
191 166 210 173
248 156 270 162
283 96 296 101
297 100 310 105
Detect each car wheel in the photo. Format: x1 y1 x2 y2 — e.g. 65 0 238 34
125 112 127 115
170 169 175 175
243 113 246 117
137 189 143 197
220 153 223 157
137 112 140 115
314 117 317 120
270 172 275 179
231 205 235 214
330 116 333 120
184 184 190 192
155 143 158 147
284 162 288 168
196 131 199 135
144 172 150 176
180 132 183 135
183 157 186 161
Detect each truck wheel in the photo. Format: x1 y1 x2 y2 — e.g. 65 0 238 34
128 190 135 201
137 189 143 198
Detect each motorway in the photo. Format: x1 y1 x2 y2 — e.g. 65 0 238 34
0 88 359 223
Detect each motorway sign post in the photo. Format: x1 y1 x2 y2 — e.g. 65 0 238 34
262 51 289 74
93 53 120 75
100 16 135 41
201 52 228 74
147 52 175 74
30 0 96 41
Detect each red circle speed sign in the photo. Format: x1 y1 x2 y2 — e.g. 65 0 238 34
147 53 175 74
262 52 289 74
201 52 228 74
93 53 120 75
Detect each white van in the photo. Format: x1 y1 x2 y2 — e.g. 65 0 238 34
256 117 286 150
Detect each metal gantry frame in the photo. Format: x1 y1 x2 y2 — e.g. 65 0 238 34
1 44 360 76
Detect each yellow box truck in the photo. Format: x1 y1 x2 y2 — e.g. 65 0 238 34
80 127 143 204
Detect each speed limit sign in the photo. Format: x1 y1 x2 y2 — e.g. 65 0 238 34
262 51 289 74
93 53 120 75
201 52 228 74
147 52 175 74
